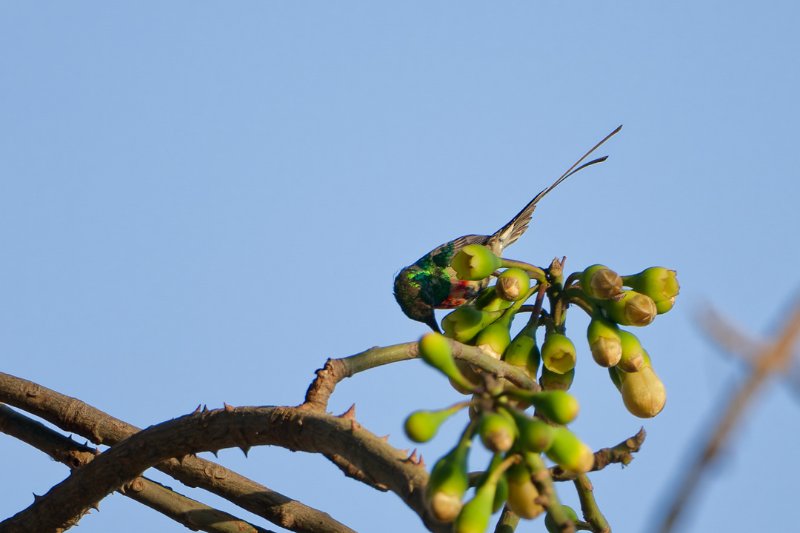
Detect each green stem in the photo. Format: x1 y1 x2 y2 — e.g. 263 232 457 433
500 258 547 283
565 288 598 316
493 507 520 533
526 453 574 533
573 474 610 533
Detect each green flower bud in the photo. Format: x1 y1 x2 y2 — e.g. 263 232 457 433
404 405 462 443
453 477 497 533
452 244 502 281
617 329 647 372
426 440 471 522
492 473 509 514
608 366 622 391
474 287 514 313
545 505 579 533
540 366 575 391
601 291 657 327
541 332 577 374
654 296 676 314
529 391 579 425
503 322 541 377
478 411 517 453
443 306 498 343
587 316 622 367
581 264 623 300
545 427 595 474
474 455 511 514
623 267 679 314
418 333 475 391
496 268 531 301
505 462 544 519
618 366 667 418
507 409 555 452
474 313 514 359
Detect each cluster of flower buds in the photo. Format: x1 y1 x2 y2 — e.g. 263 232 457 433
409 333 594 531
404 244 679 532
580 264 678 418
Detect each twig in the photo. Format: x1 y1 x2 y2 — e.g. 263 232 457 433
303 340 538 411
656 300 800 533
573 475 609 533
0 372 354 533
0 404 271 533
527 453 574 533
494 507 520 533
551 428 646 481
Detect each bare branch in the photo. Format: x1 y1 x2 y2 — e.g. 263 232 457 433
0 406 444 533
0 372 354 533
0 404 271 533
657 300 800 533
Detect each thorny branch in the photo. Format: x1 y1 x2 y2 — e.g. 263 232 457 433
0 406 438 533
0 404 271 533
0 372 353 533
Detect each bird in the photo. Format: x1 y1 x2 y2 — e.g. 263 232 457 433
393 125 622 332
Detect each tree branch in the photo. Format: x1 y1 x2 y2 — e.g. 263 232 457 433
303 340 538 412
0 404 271 533
0 372 354 533
656 300 800 533
0 405 446 533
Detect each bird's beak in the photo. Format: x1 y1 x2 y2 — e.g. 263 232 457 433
425 315 441 333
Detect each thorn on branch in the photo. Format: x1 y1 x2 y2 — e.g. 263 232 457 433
339 404 357 419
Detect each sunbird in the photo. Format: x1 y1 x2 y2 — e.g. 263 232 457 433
394 126 622 332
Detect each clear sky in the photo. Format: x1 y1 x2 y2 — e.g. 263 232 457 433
1 3 799 533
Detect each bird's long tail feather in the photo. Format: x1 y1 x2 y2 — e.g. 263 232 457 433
490 125 623 248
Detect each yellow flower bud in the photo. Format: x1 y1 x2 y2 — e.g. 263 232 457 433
451 244 502 281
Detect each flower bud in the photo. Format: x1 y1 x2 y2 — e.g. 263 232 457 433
545 505 579 533
496 268 531 301
404 405 461 443
451 244 502 281
540 366 575 391
581 264 623 300
492 474 509 514
427 440 471 522
503 323 541 378
505 462 544 519
541 332 577 374
529 390 579 425
508 410 555 452
453 474 497 533
478 411 517 453
474 315 513 359
587 316 622 367
608 367 622 391
624 267 679 314
617 329 647 372
618 366 667 418
418 333 475 391
601 290 657 327
545 427 594 474
443 306 497 343
474 287 514 313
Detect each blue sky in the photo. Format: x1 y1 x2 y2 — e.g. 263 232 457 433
1 3 798 532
